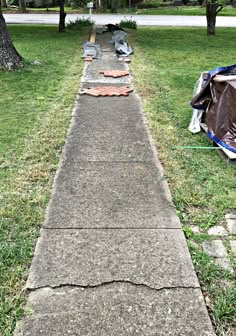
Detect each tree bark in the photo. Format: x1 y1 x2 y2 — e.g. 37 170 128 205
58 0 66 32
0 8 24 71
206 2 223 36
19 0 27 12
1 0 7 8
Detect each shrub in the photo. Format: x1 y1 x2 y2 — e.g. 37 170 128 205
70 0 87 8
119 18 137 29
66 17 94 29
136 1 174 8
136 2 160 8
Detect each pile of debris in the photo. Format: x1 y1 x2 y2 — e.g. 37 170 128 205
82 41 101 60
105 24 133 57
82 23 133 61
189 64 236 159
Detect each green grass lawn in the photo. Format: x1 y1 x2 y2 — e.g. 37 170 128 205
135 6 236 16
131 27 236 335
2 6 81 12
0 25 88 335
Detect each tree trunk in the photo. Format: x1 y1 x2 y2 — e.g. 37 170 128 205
97 0 101 9
58 0 66 32
206 2 223 36
111 0 119 12
1 0 7 8
19 0 27 12
0 9 24 71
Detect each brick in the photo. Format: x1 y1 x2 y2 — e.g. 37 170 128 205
99 70 129 78
84 57 93 62
80 86 133 97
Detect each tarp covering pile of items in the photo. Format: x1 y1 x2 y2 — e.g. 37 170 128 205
189 64 236 154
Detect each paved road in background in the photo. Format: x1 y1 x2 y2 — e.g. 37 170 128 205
4 13 236 27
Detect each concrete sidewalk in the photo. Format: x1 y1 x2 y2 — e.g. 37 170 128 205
16 31 215 336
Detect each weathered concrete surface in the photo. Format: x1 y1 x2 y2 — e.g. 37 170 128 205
15 29 215 336
44 162 180 229
16 285 214 336
26 229 198 289
64 94 154 162
83 55 131 83
214 257 234 273
203 240 228 258
230 240 236 254
226 218 236 234
207 226 228 236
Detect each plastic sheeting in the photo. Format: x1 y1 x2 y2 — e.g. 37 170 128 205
190 64 236 153
82 42 101 59
112 30 133 56
188 73 205 134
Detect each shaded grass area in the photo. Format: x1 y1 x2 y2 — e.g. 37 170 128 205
0 25 88 335
131 27 236 335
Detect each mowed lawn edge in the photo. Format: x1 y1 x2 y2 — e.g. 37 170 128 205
131 27 236 335
0 26 89 335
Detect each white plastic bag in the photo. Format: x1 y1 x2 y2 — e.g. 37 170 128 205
188 73 205 134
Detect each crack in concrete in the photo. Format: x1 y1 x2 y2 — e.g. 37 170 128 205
27 280 200 293
42 227 181 230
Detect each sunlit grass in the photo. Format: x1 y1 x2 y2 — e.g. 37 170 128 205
132 27 236 335
0 25 88 335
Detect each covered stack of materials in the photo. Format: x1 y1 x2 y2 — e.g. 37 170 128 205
190 64 236 154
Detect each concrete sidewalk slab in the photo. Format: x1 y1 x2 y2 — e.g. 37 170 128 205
83 56 131 83
63 115 153 162
44 162 180 229
26 229 198 289
17 285 213 336
64 95 154 162
15 28 215 336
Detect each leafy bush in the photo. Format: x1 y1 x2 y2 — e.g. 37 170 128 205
67 17 94 29
119 18 137 29
136 1 174 8
100 0 126 11
136 2 160 8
